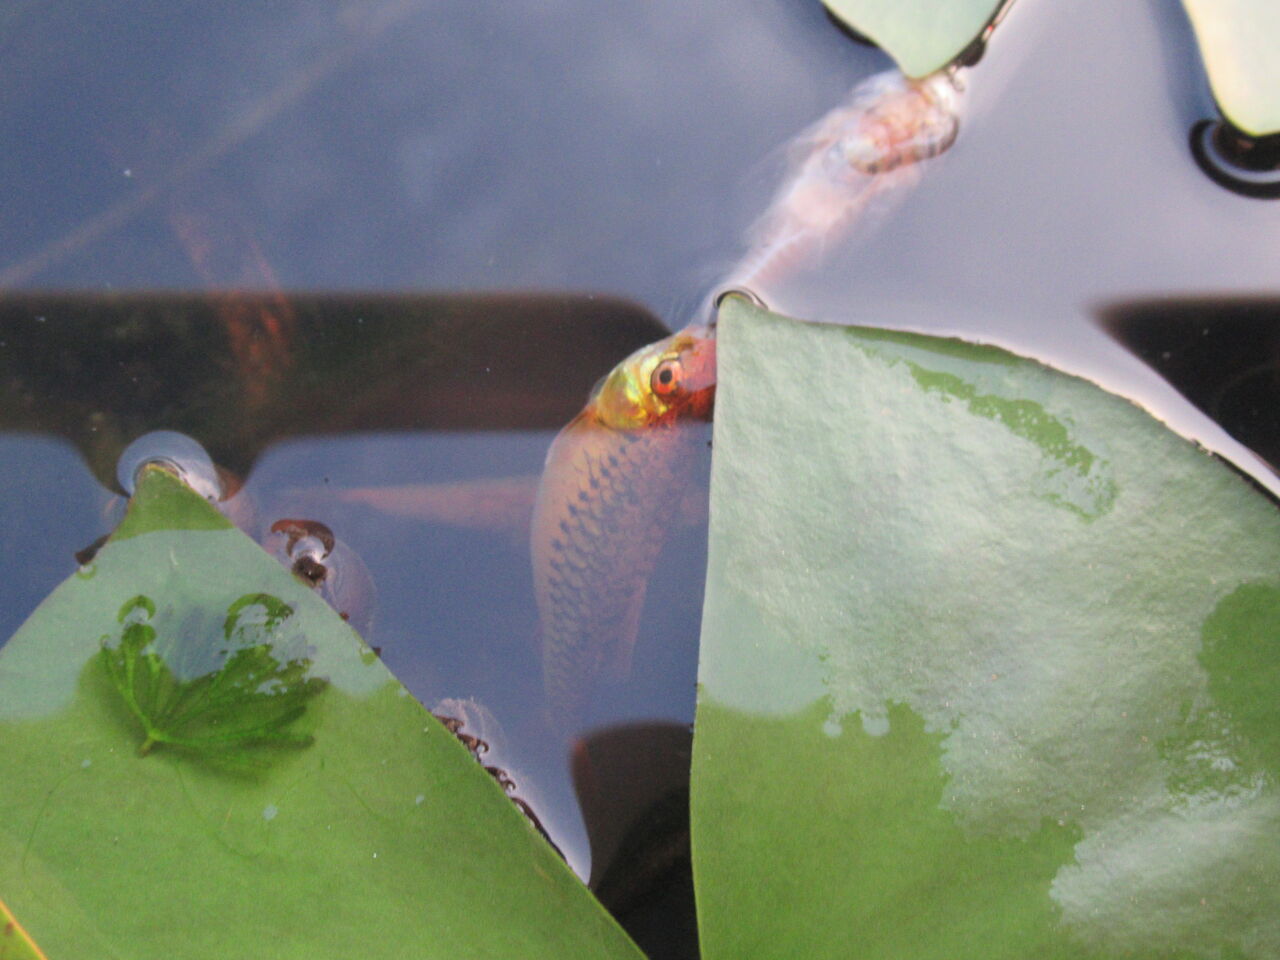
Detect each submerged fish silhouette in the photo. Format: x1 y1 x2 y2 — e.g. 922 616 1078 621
531 327 716 727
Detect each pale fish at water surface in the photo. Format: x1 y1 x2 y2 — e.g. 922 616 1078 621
733 68 963 292
531 326 716 727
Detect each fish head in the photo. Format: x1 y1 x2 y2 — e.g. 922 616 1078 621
591 326 716 430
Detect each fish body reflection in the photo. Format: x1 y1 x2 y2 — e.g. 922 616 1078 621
823 69 961 177
735 69 962 291
531 327 716 727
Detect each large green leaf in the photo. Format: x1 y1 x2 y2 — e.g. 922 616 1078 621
1181 0 1280 136
0 467 641 959
692 299 1280 958
821 0 1002 77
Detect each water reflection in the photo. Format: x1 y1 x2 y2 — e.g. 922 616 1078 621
1101 298 1280 474
251 428 709 875
575 722 697 959
4 0 1280 953
0 436 108 643
0 295 703 885
0 0 881 302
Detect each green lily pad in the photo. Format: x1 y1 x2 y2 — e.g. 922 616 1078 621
0 467 641 959
1181 0 1280 136
692 299 1280 958
821 0 1003 76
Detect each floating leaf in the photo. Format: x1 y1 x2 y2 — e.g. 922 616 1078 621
1181 0 1280 136
0 466 641 959
692 299 1280 958
821 0 1003 77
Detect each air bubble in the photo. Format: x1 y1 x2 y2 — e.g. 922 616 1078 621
265 518 378 638
116 430 223 500
713 287 767 312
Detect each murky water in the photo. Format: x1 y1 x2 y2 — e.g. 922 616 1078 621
1 0 1277 955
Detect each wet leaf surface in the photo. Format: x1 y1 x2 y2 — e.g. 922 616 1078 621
693 299 1280 958
0 466 641 959
820 0 1002 76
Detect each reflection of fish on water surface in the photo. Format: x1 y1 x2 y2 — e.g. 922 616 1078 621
732 68 963 292
531 327 716 727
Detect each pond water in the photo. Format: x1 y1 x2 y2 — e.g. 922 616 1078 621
1 0 1277 956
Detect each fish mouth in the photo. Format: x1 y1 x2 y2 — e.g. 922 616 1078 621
673 330 716 422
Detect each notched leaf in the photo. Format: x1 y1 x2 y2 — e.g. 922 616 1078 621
99 591 328 760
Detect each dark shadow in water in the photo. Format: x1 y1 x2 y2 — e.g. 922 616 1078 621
1100 298 1280 472
0 292 668 485
576 721 698 960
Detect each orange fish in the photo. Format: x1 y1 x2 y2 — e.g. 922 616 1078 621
531 326 716 726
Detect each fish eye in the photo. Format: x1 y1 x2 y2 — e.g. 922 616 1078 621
651 359 682 397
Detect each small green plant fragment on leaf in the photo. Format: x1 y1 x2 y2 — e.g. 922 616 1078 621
99 591 327 758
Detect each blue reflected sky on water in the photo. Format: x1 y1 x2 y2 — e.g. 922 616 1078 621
247 431 708 872
4 0 1272 377
0 437 104 642
0 0 885 872
1 0 1278 882
0 0 885 309
772 0 1280 480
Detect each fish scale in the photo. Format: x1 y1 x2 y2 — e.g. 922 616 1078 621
531 328 716 729
534 416 697 726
